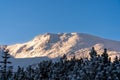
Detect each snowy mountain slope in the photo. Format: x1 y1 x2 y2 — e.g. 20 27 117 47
6 33 120 61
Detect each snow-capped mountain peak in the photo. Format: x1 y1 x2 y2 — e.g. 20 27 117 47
6 33 120 61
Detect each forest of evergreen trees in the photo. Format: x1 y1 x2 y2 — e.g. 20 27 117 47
0 47 120 80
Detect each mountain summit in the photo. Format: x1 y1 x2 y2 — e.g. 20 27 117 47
6 33 120 61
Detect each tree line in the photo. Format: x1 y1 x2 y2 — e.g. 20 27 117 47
0 47 120 80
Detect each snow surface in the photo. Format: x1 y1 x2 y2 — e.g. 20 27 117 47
1 33 120 68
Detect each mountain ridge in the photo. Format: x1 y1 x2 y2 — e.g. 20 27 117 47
5 33 120 61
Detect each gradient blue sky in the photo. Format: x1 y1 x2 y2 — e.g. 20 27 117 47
0 0 120 45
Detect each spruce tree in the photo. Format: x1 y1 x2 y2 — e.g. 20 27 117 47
114 56 119 64
0 48 12 80
101 48 108 64
89 47 97 58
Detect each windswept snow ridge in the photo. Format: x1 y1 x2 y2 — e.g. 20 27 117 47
6 33 120 61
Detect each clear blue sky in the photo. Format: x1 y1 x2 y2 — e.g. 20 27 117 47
0 0 120 45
